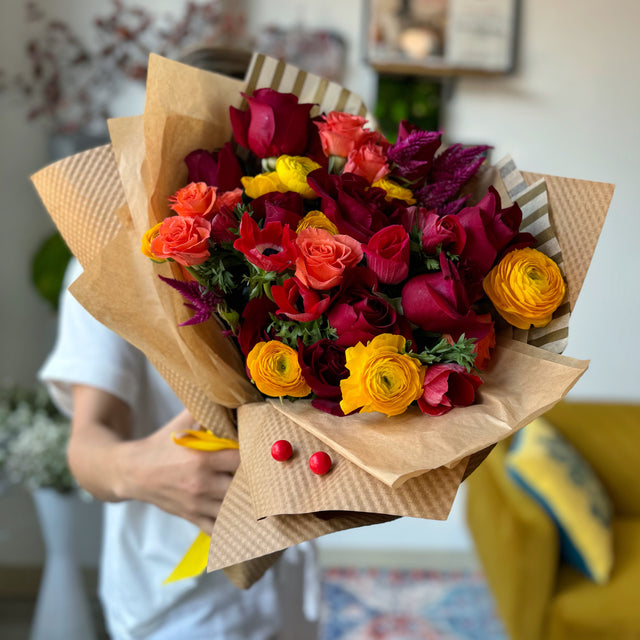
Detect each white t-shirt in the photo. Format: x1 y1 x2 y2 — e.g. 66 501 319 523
39 261 316 640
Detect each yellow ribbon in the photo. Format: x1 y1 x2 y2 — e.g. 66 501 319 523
163 429 239 585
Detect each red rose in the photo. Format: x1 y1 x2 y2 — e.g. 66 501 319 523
184 143 244 192
271 277 332 322
236 296 278 357
229 88 315 158
419 210 467 256
233 213 297 273
456 186 534 285
150 215 211 267
250 191 305 229
209 205 238 245
327 267 411 347
418 363 483 416
363 224 410 285
401 253 480 333
297 339 349 416
306 170 391 243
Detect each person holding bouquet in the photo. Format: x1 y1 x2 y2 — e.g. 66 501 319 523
39 259 319 640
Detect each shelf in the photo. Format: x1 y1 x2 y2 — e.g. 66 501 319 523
370 59 510 78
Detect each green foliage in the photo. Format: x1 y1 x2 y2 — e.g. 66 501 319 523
267 315 337 348
411 335 477 371
30 231 72 311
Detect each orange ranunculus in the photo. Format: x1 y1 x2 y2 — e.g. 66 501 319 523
295 227 363 290
344 142 390 184
296 211 339 235
168 182 217 218
314 111 375 158
483 247 566 330
246 341 311 398
150 215 211 267
141 221 166 262
340 334 425 417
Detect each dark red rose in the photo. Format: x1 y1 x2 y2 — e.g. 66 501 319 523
209 205 238 244
387 123 441 185
306 169 391 243
236 296 278 357
419 209 467 256
418 363 483 416
401 253 481 333
271 277 332 322
249 191 305 228
328 267 411 347
184 143 244 192
298 339 349 416
233 213 297 272
229 88 315 159
456 186 535 284
363 225 410 285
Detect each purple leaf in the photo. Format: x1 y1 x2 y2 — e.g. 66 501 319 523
158 275 221 326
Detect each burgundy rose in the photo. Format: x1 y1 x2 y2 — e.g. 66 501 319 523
401 253 481 333
363 225 410 285
184 143 244 192
298 339 349 416
418 363 483 416
306 169 391 243
236 296 278 357
229 88 315 159
419 209 467 256
328 267 410 347
387 123 441 185
456 186 535 285
249 191 305 229
233 213 297 272
209 205 238 244
271 277 332 322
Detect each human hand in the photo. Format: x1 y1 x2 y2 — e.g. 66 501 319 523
122 409 239 534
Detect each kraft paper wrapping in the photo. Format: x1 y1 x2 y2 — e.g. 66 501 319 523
31 53 613 587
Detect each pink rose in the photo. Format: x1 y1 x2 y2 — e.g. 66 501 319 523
418 363 483 416
344 141 390 184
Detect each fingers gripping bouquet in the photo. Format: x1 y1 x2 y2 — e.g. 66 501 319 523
32 54 613 588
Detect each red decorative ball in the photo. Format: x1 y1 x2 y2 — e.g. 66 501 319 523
271 440 293 462
308 451 332 475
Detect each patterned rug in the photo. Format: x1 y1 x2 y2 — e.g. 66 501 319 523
320 568 507 640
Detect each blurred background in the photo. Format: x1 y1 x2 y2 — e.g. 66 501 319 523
1 0 638 638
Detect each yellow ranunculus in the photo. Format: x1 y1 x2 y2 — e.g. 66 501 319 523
296 210 339 235
340 334 425 417
372 178 416 205
241 172 289 199
141 221 166 262
483 247 566 330
275 155 320 199
246 341 311 398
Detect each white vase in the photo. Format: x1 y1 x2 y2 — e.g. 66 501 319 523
30 488 98 640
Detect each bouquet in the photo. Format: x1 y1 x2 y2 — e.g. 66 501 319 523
32 53 613 587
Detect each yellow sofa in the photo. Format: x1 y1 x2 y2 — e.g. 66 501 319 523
466 402 640 640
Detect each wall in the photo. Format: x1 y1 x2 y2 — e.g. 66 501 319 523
446 0 640 402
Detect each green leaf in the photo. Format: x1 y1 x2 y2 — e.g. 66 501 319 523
30 231 72 311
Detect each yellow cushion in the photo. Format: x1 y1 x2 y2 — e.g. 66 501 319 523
505 417 613 584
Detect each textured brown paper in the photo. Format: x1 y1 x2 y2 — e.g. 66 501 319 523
31 53 613 586
238 402 465 518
